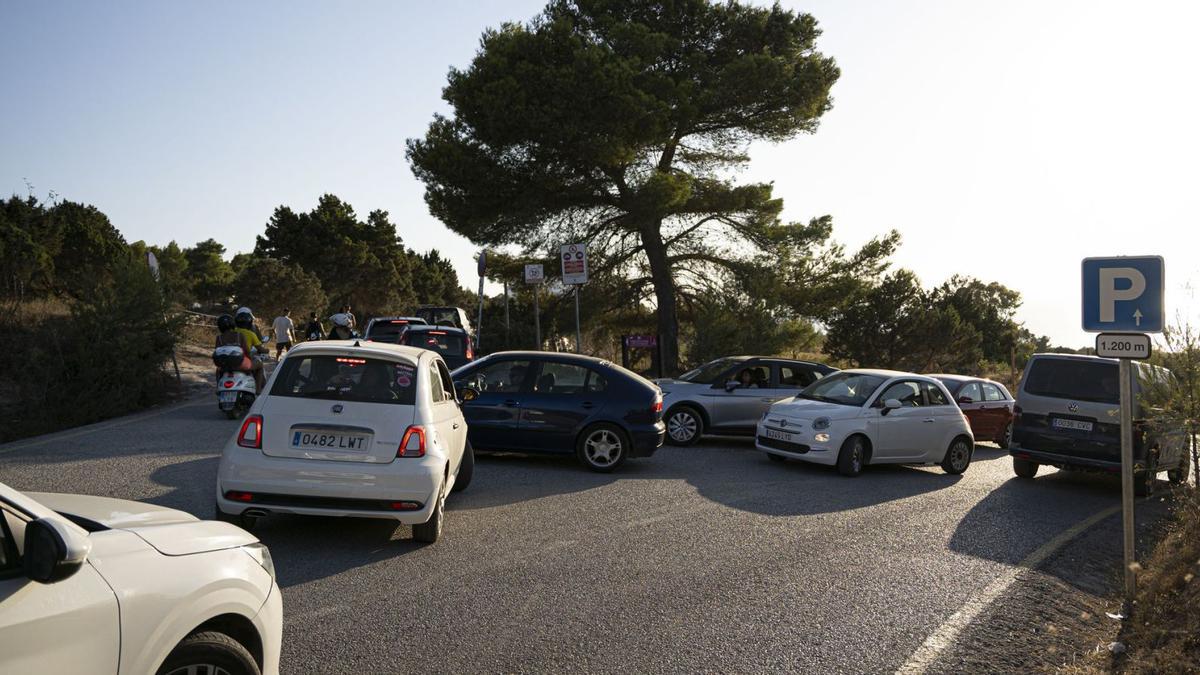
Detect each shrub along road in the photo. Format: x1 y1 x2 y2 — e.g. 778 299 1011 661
0 398 1167 673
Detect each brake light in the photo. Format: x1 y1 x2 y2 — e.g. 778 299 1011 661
337 357 366 365
389 501 421 511
652 396 663 413
429 330 447 335
238 414 263 449
398 425 426 457
390 320 408 324
223 380 234 388
465 342 474 359
225 491 254 502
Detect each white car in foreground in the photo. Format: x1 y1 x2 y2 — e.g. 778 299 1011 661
756 369 975 476
0 482 281 675
217 340 471 543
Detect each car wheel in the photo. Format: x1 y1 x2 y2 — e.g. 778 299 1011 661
836 436 866 477
576 423 629 472
1167 457 1190 485
157 630 260 675
1013 458 1039 478
997 423 1013 449
767 452 787 463
665 406 703 446
413 482 445 544
941 436 973 475
452 440 474 493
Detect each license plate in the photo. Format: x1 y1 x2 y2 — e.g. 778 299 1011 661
1052 418 1093 432
765 428 795 443
219 391 237 403
291 430 370 451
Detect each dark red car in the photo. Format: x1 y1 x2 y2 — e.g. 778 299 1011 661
929 374 1016 448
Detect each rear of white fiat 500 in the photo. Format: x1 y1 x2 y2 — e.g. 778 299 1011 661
216 344 445 524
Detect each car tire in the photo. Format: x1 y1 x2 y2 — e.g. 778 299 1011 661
452 440 474 493
940 436 974 475
1167 457 1190 485
156 630 260 675
767 452 787 463
836 435 866 477
665 406 703 446
1013 458 1039 479
413 482 445 544
997 423 1013 449
576 423 629 472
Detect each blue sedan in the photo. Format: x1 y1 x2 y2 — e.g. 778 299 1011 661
451 351 665 472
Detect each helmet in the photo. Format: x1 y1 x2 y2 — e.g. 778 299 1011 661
234 312 253 329
235 306 254 319
330 313 351 328
217 314 235 332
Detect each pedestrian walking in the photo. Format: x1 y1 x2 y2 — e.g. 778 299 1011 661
272 308 295 358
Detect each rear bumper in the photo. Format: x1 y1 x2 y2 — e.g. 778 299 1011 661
630 422 666 457
217 450 443 524
1009 446 1145 473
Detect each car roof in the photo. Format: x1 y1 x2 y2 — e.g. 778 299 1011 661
404 325 468 334
1029 352 1117 364
475 350 613 367
285 339 426 364
368 316 423 323
843 368 937 380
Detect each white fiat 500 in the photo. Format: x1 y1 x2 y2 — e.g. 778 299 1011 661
756 369 975 476
216 340 471 543
0 482 281 675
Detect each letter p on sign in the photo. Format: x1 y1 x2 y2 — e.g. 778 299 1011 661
1082 257 1164 333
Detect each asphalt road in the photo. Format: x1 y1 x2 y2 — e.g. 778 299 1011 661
0 398 1152 674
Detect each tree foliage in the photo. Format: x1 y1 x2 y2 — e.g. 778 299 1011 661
409 0 853 373
231 256 328 322
184 238 234 305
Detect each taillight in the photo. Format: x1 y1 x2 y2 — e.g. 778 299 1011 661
389 501 421 511
398 425 425 458
223 381 234 388
466 342 474 359
238 414 263 449
652 398 663 414
225 491 254 502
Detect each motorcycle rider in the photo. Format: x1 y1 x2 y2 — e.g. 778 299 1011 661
213 314 253 378
234 308 269 392
328 312 355 340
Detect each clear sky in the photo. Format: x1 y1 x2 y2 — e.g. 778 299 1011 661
3 0 1197 347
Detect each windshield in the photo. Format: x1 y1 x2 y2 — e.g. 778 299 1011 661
270 354 417 405
798 372 888 407
417 308 462 328
403 330 467 357
365 322 410 343
1024 358 1118 404
678 357 746 384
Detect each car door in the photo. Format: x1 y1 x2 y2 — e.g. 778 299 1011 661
707 360 772 432
427 358 464 473
518 360 599 452
0 506 120 675
456 358 534 450
762 361 820 410
979 382 1011 440
954 382 988 438
921 381 962 460
868 380 929 460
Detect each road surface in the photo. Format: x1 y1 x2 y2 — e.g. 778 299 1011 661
0 398 1144 673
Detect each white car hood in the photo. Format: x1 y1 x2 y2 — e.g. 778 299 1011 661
29 492 257 555
766 398 861 421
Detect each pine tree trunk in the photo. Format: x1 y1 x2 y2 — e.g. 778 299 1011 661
641 222 679 376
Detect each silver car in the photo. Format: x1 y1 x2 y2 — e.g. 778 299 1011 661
656 356 837 445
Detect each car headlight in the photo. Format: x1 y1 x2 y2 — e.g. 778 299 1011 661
242 542 275 583
814 433 831 443
812 417 832 431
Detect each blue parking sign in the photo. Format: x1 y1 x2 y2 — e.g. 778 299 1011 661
1081 256 1164 333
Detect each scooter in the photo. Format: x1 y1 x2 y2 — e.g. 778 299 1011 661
213 337 270 419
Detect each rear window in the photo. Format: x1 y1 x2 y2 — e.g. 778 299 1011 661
403 331 466 357
1023 358 1118 404
416 308 462 328
365 322 410 343
270 354 417 405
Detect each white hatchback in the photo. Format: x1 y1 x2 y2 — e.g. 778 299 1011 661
216 340 471 543
0 482 282 675
756 369 975 476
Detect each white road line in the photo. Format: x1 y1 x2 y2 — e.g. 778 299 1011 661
896 504 1122 675
0 399 209 455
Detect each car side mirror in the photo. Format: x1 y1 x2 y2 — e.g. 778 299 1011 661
460 387 479 402
24 517 90 584
724 380 740 392
880 398 902 416
957 396 974 405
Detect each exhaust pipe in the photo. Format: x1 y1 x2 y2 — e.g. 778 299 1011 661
243 508 270 519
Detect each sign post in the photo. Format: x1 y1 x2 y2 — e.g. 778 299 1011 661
1081 256 1164 602
525 264 544 350
561 243 588 353
476 250 487 352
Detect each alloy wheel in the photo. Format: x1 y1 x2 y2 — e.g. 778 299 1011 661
950 440 971 471
584 429 624 468
668 411 698 443
164 665 234 675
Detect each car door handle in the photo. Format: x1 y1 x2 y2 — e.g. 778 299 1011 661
923 418 936 423
504 400 521 407
581 401 595 409
452 423 461 430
